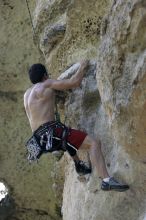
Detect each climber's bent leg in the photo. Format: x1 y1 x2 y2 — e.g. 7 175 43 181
80 135 129 191
62 128 91 175
80 135 109 179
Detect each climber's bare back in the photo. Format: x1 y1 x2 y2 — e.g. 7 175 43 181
24 60 89 132
24 83 55 132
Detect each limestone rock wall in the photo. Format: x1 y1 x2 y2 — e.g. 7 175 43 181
33 0 146 220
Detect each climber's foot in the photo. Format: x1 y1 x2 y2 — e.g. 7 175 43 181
75 160 92 175
101 177 129 192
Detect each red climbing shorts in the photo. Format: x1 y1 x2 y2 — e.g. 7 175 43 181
55 127 87 149
34 121 87 157
67 128 87 149
54 127 87 156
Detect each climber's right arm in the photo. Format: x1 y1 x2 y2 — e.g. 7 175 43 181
43 60 89 91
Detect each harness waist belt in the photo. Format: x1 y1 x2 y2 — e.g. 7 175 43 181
34 121 57 136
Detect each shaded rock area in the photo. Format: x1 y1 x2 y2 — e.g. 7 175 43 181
0 0 146 220
0 0 63 219
0 195 15 220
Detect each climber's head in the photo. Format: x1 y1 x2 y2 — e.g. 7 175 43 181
28 63 49 84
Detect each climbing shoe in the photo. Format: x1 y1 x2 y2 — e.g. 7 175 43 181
101 177 129 192
75 160 92 175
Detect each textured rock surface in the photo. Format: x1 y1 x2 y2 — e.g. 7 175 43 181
33 0 146 220
1 0 146 220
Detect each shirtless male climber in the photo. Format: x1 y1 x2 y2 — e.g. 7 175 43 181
24 61 129 192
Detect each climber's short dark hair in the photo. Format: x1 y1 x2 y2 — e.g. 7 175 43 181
28 63 48 84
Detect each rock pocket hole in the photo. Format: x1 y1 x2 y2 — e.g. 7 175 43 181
0 182 8 202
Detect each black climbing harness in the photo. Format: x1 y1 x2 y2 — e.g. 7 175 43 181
25 121 69 163
25 101 68 163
